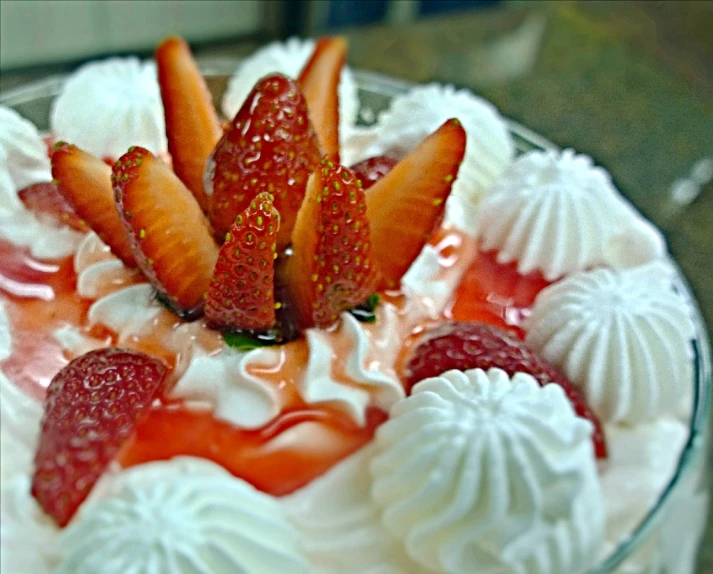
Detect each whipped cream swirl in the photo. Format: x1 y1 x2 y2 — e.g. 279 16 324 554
371 368 604 574
51 58 166 159
56 458 309 574
477 149 665 280
0 105 52 191
361 84 514 233
525 265 695 424
222 38 359 146
283 444 428 574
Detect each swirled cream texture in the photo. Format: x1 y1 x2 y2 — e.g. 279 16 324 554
0 105 52 191
0 110 85 258
370 369 605 574
358 84 515 233
525 265 696 424
477 149 666 280
55 459 309 574
221 37 359 147
50 58 167 159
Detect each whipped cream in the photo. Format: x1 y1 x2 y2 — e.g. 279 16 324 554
525 265 696 424
0 105 52 191
0 370 43 481
222 38 359 146
51 58 167 159
370 368 605 574
1 475 61 574
477 149 664 280
283 444 428 574
359 84 514 233
0 132 85 259
301 307 404 425
173 347 283 429
55 458 309 574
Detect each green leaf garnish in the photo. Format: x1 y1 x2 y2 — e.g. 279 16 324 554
349 293 381 324
223 331 284 350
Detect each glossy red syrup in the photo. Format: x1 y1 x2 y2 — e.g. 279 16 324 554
446 249 552 338
0 238 385 494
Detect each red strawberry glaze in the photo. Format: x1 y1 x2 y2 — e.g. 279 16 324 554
446 248 552 338
1 226 511 496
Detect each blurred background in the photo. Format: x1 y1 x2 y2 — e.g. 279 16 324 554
2 0 713 570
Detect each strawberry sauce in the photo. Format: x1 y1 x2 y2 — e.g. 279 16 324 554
0 238 388 495
1 228 550 496
446 249 552 337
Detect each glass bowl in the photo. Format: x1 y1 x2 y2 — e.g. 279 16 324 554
1 59 710 574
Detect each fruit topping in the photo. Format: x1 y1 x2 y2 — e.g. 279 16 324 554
205 192 280 332
448 249 551 335
113 146 219 317
284 158 378 329
31 348 167 526
350 155 399 189
297 36 346 162
366 118 466 289
156 36 222 212
402 321 607 458
206 74 320 250
52 143 136 266
17 181 88 232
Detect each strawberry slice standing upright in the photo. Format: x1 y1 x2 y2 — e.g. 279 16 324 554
31 348 168 526
113 146 219 317
156 36 222 213
366 119 466 289
206 74 320 251
17 181 88 232
52 142 137 266
297 36 346 162
205 192 280 331
284 158 379 329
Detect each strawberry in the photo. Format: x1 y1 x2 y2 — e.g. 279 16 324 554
156 36 222 212
17 181 88 232
205 192 280 331
31 348 167 526
366 119 465 289
113 146 219 317
402 321 607 458
283 158 378 329
350 155 399 190
52 143 136 266
206 74 320 251
297 36 346 162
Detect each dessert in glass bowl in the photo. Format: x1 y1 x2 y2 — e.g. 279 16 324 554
0 35 710 574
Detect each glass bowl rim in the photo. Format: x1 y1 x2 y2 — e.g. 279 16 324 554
1 58 710 573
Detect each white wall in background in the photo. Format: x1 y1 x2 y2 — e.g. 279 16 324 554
0 0 264 70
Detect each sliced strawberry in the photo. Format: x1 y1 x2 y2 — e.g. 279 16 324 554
402 321 607 458
52 143 136 266
18 181 88 232
206 74 320 251
113 146 219 317
156 36 222 212
350 155 399 190
366 119 465 289
297 36 346 162
284 158 378 329
205 192 280 331
31 348 167 526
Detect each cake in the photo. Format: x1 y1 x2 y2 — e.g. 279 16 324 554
0 35 707 574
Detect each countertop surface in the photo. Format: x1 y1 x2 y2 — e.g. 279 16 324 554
2 0 712 570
